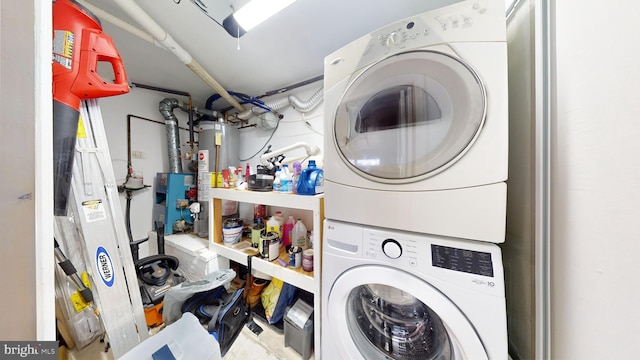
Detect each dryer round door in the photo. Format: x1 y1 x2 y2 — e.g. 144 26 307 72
333 50 486 184
326 265 488 360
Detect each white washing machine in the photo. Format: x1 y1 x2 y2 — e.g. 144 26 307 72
321 219 507 359
323 0 508 242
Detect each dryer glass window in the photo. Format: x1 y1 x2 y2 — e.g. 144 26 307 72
334 50 486 182
346 283 452 359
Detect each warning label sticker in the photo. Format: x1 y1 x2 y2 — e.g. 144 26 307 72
82 200 107 223
52 30 74 69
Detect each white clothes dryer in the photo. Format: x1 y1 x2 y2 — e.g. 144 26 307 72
323 0 508 242
321 219 508 360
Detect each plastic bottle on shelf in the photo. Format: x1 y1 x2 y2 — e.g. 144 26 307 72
292 219 308 250
272 167 281 192
283 215 295 248
280 164 293 194
274 211 284 235
292 161 302 194
296 160 324 195
266 214 283 245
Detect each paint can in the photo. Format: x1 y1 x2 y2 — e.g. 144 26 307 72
260 231 279 261
302 249 314 272
251 223 264 248
289 246 302 268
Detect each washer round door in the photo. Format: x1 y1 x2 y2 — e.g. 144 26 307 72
333 50 486 183
326 266 488 360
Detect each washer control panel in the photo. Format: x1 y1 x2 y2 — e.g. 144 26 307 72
364 231 422 270
363 228 495 278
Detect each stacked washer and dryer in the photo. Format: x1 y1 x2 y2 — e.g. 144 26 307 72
321 0 509 359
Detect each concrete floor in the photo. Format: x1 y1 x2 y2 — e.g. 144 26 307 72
66 316 312 360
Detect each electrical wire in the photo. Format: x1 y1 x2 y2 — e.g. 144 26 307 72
239 117 280 162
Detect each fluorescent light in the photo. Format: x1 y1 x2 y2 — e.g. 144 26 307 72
223 0 296 37
234 0 296 31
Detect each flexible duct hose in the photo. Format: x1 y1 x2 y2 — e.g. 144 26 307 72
236 88 324 120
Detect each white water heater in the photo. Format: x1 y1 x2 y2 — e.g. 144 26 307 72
196 121 240 238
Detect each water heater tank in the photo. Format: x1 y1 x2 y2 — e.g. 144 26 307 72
198 121 240 172
196 121 240 238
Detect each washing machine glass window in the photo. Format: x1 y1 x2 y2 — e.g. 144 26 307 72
334 50 486 182
346 283 452 360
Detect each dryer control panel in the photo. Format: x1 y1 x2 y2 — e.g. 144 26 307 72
356 0 506 70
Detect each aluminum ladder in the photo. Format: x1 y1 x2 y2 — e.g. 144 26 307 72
54 98 148 358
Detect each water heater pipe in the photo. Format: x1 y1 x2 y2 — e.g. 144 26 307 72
81 0 245 112
260 142 321 169
158 98 225 173
158 98 184 173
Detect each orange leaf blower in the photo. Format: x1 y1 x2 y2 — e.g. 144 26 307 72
52 0 129 215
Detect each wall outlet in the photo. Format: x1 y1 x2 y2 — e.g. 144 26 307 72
132 151 145 159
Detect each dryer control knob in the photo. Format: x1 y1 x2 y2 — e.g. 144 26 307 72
385 32 397 47
382 239 402 259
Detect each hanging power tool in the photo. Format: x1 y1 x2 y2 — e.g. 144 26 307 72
52 0 129 216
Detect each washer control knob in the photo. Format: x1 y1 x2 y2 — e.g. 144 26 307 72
382 239 402 259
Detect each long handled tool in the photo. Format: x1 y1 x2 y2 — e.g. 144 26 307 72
244 255 264 336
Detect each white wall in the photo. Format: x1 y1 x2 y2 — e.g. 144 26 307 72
99 88 191 247
551 2 640 359
99 83 325 248
0 0 54 340
237 84 325 171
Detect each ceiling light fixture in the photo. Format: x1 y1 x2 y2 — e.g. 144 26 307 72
223 0 296 38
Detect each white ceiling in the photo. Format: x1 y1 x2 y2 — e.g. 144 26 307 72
83 0 467 108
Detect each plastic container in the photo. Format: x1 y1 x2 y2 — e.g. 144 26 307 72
272 168 282 192
296 160 324 195
274 211 284 227
292 219 307 249
222 218 243 245
292 161 302 194
280 164 293 194
284 303 314 360
120 312 222 360
266 214 283 241
283 215 296 247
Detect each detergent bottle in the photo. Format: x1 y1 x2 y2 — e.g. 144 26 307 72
292 161 302 194
296 160 324 195
272 167 282 192
283 215 296 247
280 164 293 194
